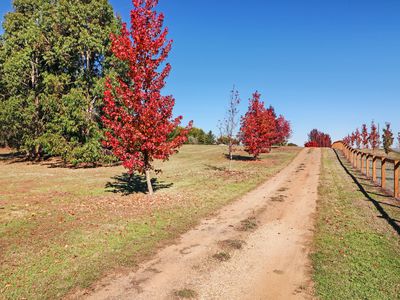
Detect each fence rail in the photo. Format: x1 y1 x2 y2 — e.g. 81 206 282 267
331 141 400 199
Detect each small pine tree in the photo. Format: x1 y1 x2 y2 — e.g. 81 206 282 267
382 123 394 154
205 131 216 145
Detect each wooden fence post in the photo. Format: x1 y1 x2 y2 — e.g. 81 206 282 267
361 153 365 173
381 158 386 189
351 150 354 166
354 151 357 168
372 156 377 183
366 155 370 178
394 161 399 199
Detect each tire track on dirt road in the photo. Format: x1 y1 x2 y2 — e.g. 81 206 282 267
75 148 320 300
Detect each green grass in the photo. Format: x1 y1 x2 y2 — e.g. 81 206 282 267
0 145 300 299
174 288 197 298
312 149 400 300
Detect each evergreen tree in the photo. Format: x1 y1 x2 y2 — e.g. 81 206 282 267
205 130 216 145
382 122 394 154
0 0 119 164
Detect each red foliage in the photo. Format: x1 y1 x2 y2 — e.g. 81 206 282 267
306 129 332 147
274 115 292 145
343 134 351 145
369 121 379 150
239 92 277 158
361 124 369 149
304 141 318 147
350 131 356 147
102 0 191 192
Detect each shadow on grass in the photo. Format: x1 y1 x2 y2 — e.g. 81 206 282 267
204 164 227 171
0 151 26 161
224 154 255 161
334 149 400 236
105 173 173 195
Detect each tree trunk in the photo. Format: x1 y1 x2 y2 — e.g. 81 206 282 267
228 142 233 171
145 169 154 195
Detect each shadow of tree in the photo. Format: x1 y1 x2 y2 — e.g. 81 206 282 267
204 164 227 171
334 149 400 236
224 154 255 161
105 173 173 195
0 151 26 162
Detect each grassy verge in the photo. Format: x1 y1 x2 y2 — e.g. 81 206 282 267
312 148 400 299
0 145 300 299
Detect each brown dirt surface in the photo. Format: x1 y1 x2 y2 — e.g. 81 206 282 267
72 148 320 300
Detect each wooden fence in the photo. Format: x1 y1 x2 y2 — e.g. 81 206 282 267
332 141 400 199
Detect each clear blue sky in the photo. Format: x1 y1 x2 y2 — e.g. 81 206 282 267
1 0 399 145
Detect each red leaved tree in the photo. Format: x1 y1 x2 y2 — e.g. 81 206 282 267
240 92 276 159
102 0 191 194
350 132 356 147
306 129 331 147
275 115 291 145
343 134 351 145
361 124 369 149
369 121 379 151
304 141 318 147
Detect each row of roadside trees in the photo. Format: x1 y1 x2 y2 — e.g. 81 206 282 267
343 121 399 154
1 0 292 194
304 129 332 147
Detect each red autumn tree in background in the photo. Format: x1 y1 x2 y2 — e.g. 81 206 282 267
382 122 394 154
274 115 291 145
304 141 318 147
350 132 356 147
361 124 369 149
239 92 277 159
354 128 361 149
102 0 191 194
305 129 332 147
369 121 379 151
343 134 351 145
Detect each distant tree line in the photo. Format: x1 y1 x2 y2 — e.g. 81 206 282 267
0 0 293 169
186 127 216 145
343 121 399 154
304 129 332 147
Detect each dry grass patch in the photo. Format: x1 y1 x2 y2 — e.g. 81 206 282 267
174 288 197 299
219 239 245 250
212 251 231 262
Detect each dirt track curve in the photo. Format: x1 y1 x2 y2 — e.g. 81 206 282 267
77 148 321 300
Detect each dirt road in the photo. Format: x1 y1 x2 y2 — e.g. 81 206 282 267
79 148 320 300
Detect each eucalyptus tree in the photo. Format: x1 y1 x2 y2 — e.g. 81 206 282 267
0 0 119 163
